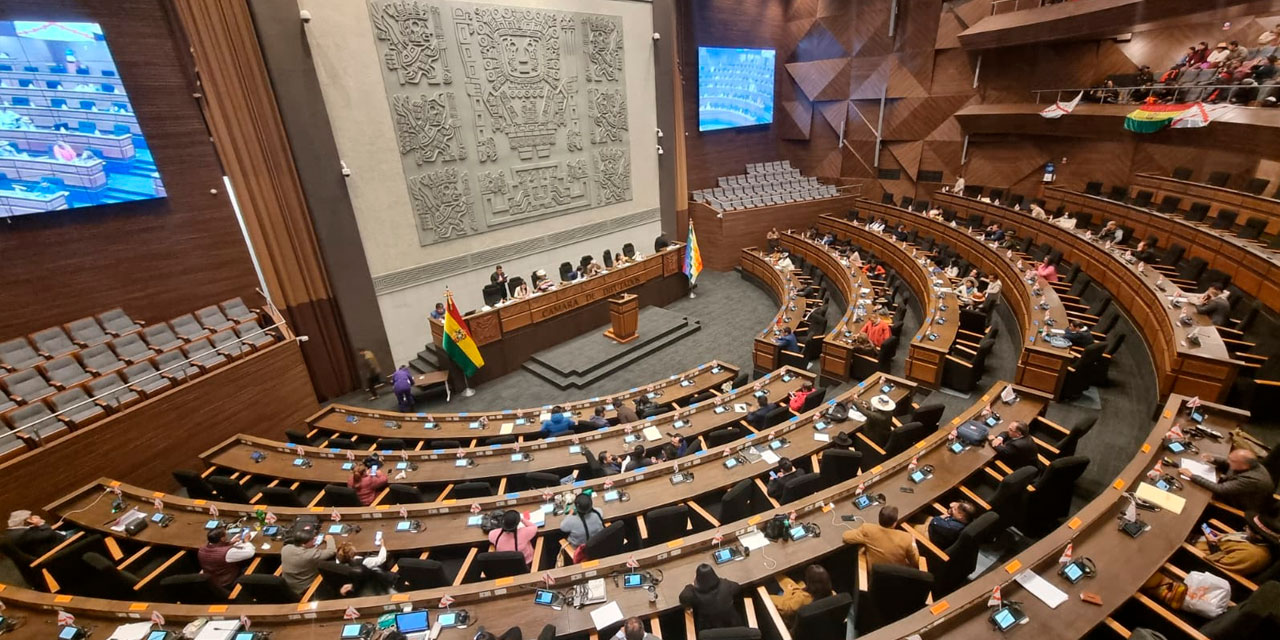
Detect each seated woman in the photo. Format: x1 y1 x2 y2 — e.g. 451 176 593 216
787 382 816 412
850 332 878 357
956 277 980 305
334 541 395 595
532 269 556 292
489 510 538 567
509 278 530 299
770 565 834 629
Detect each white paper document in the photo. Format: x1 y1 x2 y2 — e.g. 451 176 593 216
590 601 625 630
1135 481 1186 514
1014 570 1068 609
108 622 154 640
760 449 781 465
814 432 830 442
740 530 771 550
499 422 514 435
642 426 663 441
1180 458 1218 483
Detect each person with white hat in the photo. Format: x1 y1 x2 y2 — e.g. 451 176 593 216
6 509 65 557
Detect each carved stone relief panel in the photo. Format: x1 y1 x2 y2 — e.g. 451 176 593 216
367 0 633 247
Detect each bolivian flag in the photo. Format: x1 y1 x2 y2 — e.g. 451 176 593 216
442 293 483 377
1123 103 1199 134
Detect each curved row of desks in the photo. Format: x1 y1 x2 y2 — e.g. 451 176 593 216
812 216 963 387
933 192 1241 402
741 248 814 374
825 203 1075 397
1132 173 1280 237
306 360 737 442
201 369 809 488
1045 186 1280 311
869 393 1240 639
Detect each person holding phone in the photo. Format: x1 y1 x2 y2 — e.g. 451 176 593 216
281 531 336 595
198 527 256 589
347 463 389 506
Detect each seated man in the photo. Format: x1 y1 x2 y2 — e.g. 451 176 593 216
859 314 892 348
1062 319 1095 347
745 395 776 430
983 223 1005 242
539 405 576 437
199 527 256 590
925 501 977 549
1130 239 1159 264
841 505 919 568
987 421 1039 470
5 510 66 557
587 406 610 429
1194 286 1231 326
766 458 798 500
1179 449 1275 512
774 326 799 352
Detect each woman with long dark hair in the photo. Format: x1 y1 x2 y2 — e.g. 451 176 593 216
488 510 537 566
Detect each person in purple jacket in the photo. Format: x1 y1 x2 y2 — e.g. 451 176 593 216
391 365 414 411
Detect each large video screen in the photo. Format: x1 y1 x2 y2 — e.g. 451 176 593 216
697 46 776 132
0 21 165 218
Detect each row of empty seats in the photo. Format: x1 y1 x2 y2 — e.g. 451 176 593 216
693 163 838 212
1167 165 1280 200
0 63 120 77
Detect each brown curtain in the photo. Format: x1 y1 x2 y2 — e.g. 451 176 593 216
170 0 355 399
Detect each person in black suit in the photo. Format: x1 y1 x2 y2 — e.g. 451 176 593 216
490 265 508 285
1194 286 1231 326
987 421 1039 470
745 395 777 430
679 564 743 630
6 510 64 557
766 458 797 500
1062 319 1095 347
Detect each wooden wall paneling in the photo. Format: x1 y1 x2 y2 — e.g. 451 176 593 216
0 0 260 340
687 194 860 270
171 0 355 400
0 341 318 515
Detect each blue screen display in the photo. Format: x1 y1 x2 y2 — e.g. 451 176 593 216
697 47 775 132
0 21 166 217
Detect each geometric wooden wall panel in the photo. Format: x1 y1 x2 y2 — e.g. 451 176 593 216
882 94 976 141
887 140 924 180
887 53 932 98
848 0 895 57
786 57 852 101
778 97 814 141
792 21 848 62
816 100 850 137
850 57 893 99
847 101 882 141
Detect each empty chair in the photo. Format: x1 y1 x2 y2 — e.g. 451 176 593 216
883 421 929 458
30 327 77 358
1185 202 1210 222
852 565 933 634
210 330 250 359
791 593 853 639
778 472 824 503
1198 579 1280 639
522 471 559 491
451 482 492 499
206 475 253 503
64 317 112 347
1045 415 1096 458
1106 185 1128 201
1242 177 1270 195
819 449 862 488
170 314 210 341
156 573 229 604
1210 209 1238 230
79 344 125 377
1023 455 1090 537
712 479 755 525
1206 171 1231 187
385 484 425 504
1 368 56 403
602 249 613 268
0 338 44 371
1171 166 1193 181
482 283 504 306
5 403 58 436
183 338 228 371
909 403 945 432
234 575 296 604
40 356 91 389
1083 181 1102 196
234 320 276 350
394 558 450 591
142 324 184 352
154 349 201 383
1239 216 1267 240
1156 195 1181 213
82 551 142 598
285 430 316 446
582 521 627 560
48 387 106 427
172 469 219 500
987 465 1037 536
941 338 994 393
109 333 155 364
85 374 140 413
931 511 1000 593
642 504 690 546
219 297 257 323
705 426 744 448
622 243 636 258
470 551 527 580
1131 190 1153 208
1059 343 1104 400
849 335 897 380
320 484 364 508
195 305 235 331
257 486 305 508
327 437 358 450
374 438 407 450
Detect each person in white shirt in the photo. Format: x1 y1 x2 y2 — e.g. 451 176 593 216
953 176 966 194
984 277 1003 297
772 250 794 271
335 541 394 595
198 528 257 590
1029 202 1047 219
1053 212 1077 230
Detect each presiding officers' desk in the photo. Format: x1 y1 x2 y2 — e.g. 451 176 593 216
815 215 961 387
307 360 737 442
741 247 814 374
201 367 812 490
868 393 1240 640
777 231 875 382
833 202 1074 397
428 243 687 384
0 154 106 188
1 126 135 159
1132 172 1280 237
1047 186 1280 311
934 192 1241 402
47 374 915 562
6 377 1040 636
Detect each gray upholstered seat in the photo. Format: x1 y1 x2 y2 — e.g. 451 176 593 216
41 356 92 389
183 338 227 371
210 330 249 358
170 314 210 342
4 401 56 430
142 324 184 352
80 344 126 376
234 321 275 350
30 327 77 358
122 362 173 397
154 349 201 383
0 338 44 371
96 308 142 336
65 317 112 347
49 387 106 427
85 373 141 411
1 368 55 404
220 297 256 323
196 306 235 332
109 334 155 364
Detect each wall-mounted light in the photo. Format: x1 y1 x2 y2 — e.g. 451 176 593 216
300 10 313 23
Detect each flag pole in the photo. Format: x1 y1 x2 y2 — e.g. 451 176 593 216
445 287 477 397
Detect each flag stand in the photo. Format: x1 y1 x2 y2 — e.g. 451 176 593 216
462 375 476 397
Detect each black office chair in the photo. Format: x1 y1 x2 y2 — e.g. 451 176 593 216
1156 195 1181 213
156 573 229 604
1206 171 1231 187
1023 455 1090 537
206 476 253 503
583 521 627 560
849 335 898 380
1131 190 1153 208
1171 166 1193 181
705 426 744 448
698 629 761 640
791 592 852 637
318 561 376 598
285 430 317 446
1239 216 1267 240
1106 185 1129 201
909 403 945 433
988 188 1005 202
642 504 690 546
482 283 504 306
622 243 636 258
881 192 895 205
384 484 424 504
430 439 461 450
451 482 492 499
852 565 932 634
931 511 999 594
521 472 560 491
1059 343 1105 401
0 537 43 590
320 484 364 508
1200 579 1280 639
395 558 451 591
173 470 219 500
883 421 929 458
470 551 527 581
82 552 142 599
1210 209 1238 230
1185 202 1211 222
1083 181 1102 196
987 465 1037 537
235 574 297 604
1242 177 1270 195
558 262 574 281
818 449 862 488
375 438 407 450
327 437 357 450
505 276 524 298
796 387 827 413
712 479 755 524
258 486 306 508
1043 415 1097 458
779 472 824 503
941 338 994 393
602 249 613 268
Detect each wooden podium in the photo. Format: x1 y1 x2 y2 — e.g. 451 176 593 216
603 293 639 344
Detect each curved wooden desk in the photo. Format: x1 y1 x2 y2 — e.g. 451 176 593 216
1046 186 1280 311
776 231 875 382
934 192 1241 402
741 248 814 374
867 394 1240 640
830 203 1074 397
307 361 737 442
425 244 688 383
201 370 809 489
1132 173 1280 237
813 216 962 387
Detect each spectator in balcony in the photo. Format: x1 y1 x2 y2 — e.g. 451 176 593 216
1226 41 1250 65
1176 46 1199 68
1230 56 1278 104
1206 42 1230 68
1088 80 1119 104
1258 25 1279 47
1135 65 1154 87
1189 41 1211 67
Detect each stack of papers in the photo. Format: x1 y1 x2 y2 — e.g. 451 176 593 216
1135 481 1187 514
642 426 663 441
760 449 781 465
590 601 624 630
108 622 154 640
499 423 514 435
1179 458 1218 483
740 530 770 550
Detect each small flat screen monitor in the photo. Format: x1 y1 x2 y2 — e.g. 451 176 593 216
394 610 429 634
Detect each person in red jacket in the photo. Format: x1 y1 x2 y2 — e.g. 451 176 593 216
860 314 892 348
787 382 816 411
347 463 389 506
